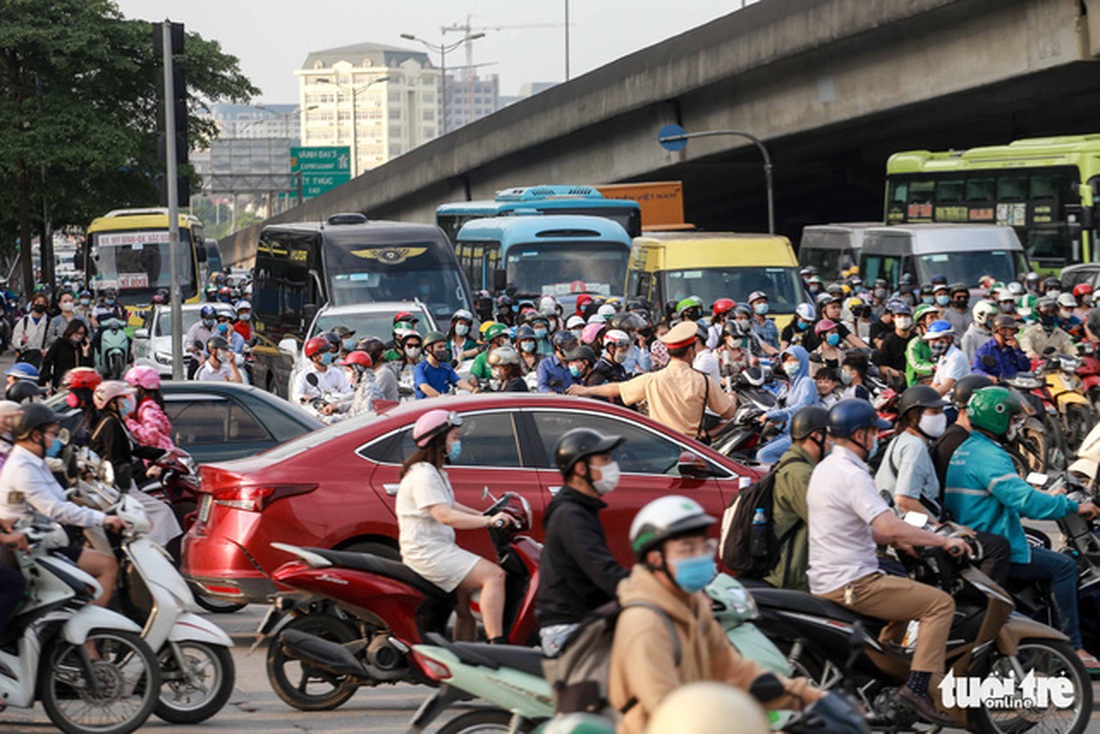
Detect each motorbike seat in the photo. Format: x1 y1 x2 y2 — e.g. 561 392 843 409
445 640 545 678
750 587 884 631
306 548 452 602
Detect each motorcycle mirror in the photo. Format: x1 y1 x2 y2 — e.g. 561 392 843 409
58 427 70 447
1025 471 1048 487
748 672 786 703
481 486 498 503
903 511 930 528
306 373 319 387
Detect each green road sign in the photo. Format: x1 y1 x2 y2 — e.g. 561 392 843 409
291 146 351 198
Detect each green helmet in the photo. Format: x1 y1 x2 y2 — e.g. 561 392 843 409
967 386 1023 436
423 330 446 347
1018 293 1039 320
912 303 939 323
484 322 510 341
676 295 704 317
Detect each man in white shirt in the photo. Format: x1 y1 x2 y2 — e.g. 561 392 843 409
293 336 352 415
924 320 970 397
194 335 242 383
808 398 969 727
0 404 127 610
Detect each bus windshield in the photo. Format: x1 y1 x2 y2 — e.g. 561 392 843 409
913 250 1027 287
505 241 629 297
661 266 804 313
92 229 195 303
324 242 472 319
310 309 428 341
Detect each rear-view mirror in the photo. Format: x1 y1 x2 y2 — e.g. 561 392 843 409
677 451 717 478
133 328 149 340
278 337 298 356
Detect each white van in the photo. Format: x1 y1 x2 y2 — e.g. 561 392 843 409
798 223 879 280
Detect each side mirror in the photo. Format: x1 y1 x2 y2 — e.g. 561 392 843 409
133 328 149 340
197 246 208 263
277 337 298 356
677 451 716 478
492 268 507 293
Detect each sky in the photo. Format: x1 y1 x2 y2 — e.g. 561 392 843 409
112 0 752 102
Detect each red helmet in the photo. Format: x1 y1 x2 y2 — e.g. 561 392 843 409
339 351 373 368
1073 283 1093 298
712 298 736 316
304 336 330 359
63 367 102 391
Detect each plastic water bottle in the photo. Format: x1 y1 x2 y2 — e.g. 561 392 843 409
750 507 768 558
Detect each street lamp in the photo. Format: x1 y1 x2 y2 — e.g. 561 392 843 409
400 32 485 133
330 63 390 178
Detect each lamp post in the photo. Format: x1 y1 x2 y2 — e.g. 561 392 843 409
330 64 390 179
658 125 775 235
400 32 484 134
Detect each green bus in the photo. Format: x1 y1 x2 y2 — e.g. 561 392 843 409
885 135 1100 272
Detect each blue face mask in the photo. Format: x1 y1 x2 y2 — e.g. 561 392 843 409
796 319 811 331
935 294 951 307
569 365 583 378
826 333 841 347
320 352 335 365
203 318 215 327
753 303 769 316
448 440 462 461
45 434 63 458
670 553 717 593
533 327 549 339
343 338 356 351
921 295 934 305
520 340 536 353
216 323 229 334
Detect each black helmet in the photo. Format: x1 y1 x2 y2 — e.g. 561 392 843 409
206 335 229 352
6 380 43 405
14 403 59 439
897 385 946 422
554 427 624 476
724 320 752 339
610 311 646 331
950 374 994 409
564 344 597 365
551 330 578 351
828 398 889 438
790 406 830 441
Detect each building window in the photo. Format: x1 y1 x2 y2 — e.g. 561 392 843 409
421 76 434 86
420 92 435 103
422 126 435 139
389 143 403 157
389 110 401 120
421 110 434 121
388 91 401 103
388 125 403 138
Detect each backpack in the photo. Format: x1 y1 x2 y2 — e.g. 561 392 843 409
719 454 808 580
542 600 680 719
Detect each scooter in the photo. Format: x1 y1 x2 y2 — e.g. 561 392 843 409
1037 351 1096 453
302 372 353 423
73 451 237 724
259 491 540 712
748 520 1093 733
405 573 794 734
96 317 131 379
1003 370 1064 474
0 513 162 734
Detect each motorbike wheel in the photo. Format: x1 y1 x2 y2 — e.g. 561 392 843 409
972 638 1091 734
154 641 235 723
1063 403 1095 455
266 612 359 711
189 584 248 614
39 628 161 734
437 708 539 734
1041 414 1068 472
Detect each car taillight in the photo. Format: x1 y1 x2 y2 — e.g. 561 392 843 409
411 649 451 681
212 484 318 512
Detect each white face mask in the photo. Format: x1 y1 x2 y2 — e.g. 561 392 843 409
919 412 947 438
895 316 913 331
592 461 621 496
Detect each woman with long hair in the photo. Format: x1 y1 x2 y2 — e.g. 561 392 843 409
396 410 516 642
39 318 93 393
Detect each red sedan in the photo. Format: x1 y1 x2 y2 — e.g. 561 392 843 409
182 394 758 604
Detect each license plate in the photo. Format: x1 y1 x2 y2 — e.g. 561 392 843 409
198 494 212 524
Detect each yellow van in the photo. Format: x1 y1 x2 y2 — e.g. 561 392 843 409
625 232 805 329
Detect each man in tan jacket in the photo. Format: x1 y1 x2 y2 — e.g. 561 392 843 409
609 496 825 734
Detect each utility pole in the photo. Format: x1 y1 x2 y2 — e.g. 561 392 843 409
158 19 185 380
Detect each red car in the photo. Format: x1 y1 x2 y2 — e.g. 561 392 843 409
182 394 758 604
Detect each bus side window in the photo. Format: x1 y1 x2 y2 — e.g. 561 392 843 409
483 242 500 290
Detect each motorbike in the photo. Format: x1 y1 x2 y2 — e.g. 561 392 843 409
258 491 541 711
1003 370 1064 474
406 573 795 734
710 368 783 461
302 371 354 423
73 448 237 724
1035 351 1096 454
0 513 162 734
748 521 1093 733
96 317 131 379
1073 341 1100 410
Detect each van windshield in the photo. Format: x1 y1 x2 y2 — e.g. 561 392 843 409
799 247 859 281
661 267 804 313
505 241 629 297
914 250 1027 287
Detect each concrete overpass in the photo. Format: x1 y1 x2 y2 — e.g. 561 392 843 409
222 0 1100 266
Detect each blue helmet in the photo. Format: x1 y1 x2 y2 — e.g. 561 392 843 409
922 319 954 341
827 398 890 438
200 305 217 319
886 299 911 315
795 303 816 322
5 363 39 381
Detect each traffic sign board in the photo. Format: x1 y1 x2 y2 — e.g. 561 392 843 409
299 172 351 198
291 146 351 198
658 124 688 152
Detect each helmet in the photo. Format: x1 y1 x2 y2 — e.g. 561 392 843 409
1044 276 1061 290
303 336 330 359
124 365 161 390
1006 281 1025 297
479 320 498 336
6 380 43 404
950 374 994 409
565 314 586 330
922 320 954 341
565 344 598 364
318 331 343 351
206 335 229 353
795 303 816 322
747 290 768 304
487 346 521 366
790 406 830 441
1057 292 1078 310
629 496 716 561
62 366 102 391
814 318 838 336
887 299 912 315
236 299 251 311
712 298 736 316
1037 296 1059 314
581 322 605 346
676 296 704 318
610 311 647 331
451 308 474 323
603 329 630 348
898 385 947 422
949 282 969 296
967 386 1023 436
92 380 134 410
724 319 752 339
515 324 536 340
412 409 462 448
554 427 625 477
5 363 39 382
827 398 890 438
1018 294 1039 318
647 682 769 734
423 331 446 348
971 299 998 326
200 305 217 319
732 305 752 320
484 322 510 342
525 312 550 327
13 403 60 440
1073 283 1093 298
0 401 22 427
912 304 939 323
551 330 579 351
394 310 420 326
339 350 373 368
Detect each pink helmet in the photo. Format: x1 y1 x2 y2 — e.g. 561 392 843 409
581 322 604 346
124 365 161 391
412 409 462 448
93 380 134 410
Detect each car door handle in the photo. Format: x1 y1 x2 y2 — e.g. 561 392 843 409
548 486 561 496
383 483 400 496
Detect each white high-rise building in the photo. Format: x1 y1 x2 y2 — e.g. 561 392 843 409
296 43 441 176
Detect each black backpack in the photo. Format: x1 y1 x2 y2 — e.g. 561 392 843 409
720 454 808 580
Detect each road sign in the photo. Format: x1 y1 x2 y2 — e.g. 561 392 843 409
658 123 688 152
291 146 351 198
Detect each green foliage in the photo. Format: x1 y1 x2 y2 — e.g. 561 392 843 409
0 0 259 258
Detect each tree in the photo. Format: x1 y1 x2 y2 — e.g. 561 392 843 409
0 0 258 294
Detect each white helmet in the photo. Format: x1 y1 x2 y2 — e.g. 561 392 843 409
971 299 998 326
648 682 769 734
566 314 586 330
235 299 252 311
538 295 560 316
597 303 617 318
630 495 715 561
603 329 630 348
1057 292 1078 310
487 345 521 366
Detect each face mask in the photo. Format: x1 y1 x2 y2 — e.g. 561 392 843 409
569 364 584 378
79 298 90 306
217 323 229 334
808 284 821 294
32 303 46 314
840 369 853 386
70 335 83 346
783 361 800 377
873 288 887 300
1060 309 1073 320
320 351 335 365
405 346 421 359
570 329 584 341
613 350 628 364
796 319 810 331
670 553 717 594
919 412 947 438
106 298 116 305
342 338 356 352
1048 289 1062 299
455 323 470 337
930 340 949 356
1040 314 1057 328
448 439 462 461
934 294 950 307
863 431 881 462
592 461 620 495
954 297 969 309
119 397 135 417
1000 302 1015 314
895 316 913 330
238 312 251 322
60 301 74 312
518 340 535 354
533 327 549 339
826 333 840 347
203 318 215 327
736 319 751 329
753 303 769 316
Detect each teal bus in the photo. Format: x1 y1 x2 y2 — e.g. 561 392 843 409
436 185 643 244
453 215 632 306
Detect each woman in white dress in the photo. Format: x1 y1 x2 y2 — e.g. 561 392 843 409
396 410 516 642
